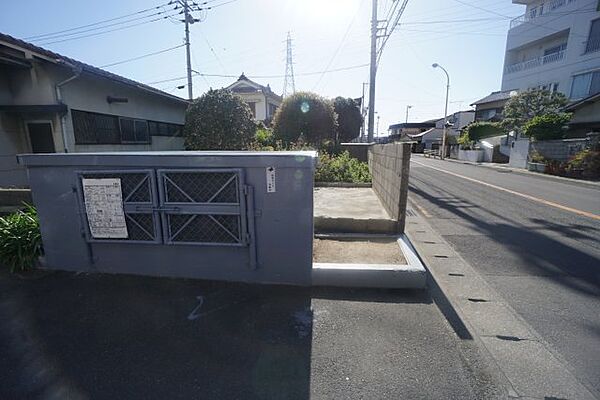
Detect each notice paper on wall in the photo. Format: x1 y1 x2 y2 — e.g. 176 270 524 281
82 178 128 239
266 166 276 193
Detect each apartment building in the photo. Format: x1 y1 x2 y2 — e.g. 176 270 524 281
501 0 600 100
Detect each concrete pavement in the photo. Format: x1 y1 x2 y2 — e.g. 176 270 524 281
0 270 504 399
409 154 600 397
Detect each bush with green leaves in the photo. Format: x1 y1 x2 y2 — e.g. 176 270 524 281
567 149 600 178
0 205 43 273
463 121 503 142
457 131 474 150
501 89 568 135
315 151 371 183
184 89 256 150
272 92 337 148
333 97 362 143
522 113 571 141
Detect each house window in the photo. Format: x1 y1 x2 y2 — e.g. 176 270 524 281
148 121 183 137
246 102 256 118
119 118 149 143
72 110 151 145
585 18 600 54
570 70 600 99
72 110 120 144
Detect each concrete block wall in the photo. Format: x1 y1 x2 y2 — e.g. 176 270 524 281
530 139 588 162
368 142 411 233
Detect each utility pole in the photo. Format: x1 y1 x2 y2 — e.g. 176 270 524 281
183 0 194 100
360 82 368 141
432 63 450 160
283 32 296 97
367 0 378 143
405 105 412 123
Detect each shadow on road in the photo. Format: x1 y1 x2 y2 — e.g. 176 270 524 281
408 180 600 297
0 272 430 400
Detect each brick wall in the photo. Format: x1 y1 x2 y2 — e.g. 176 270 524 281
530 138 588 162
368 143 411 233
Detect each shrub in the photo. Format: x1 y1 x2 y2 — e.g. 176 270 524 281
567 149 600 179
523 113 571 141
463 121 503 142
501 89 568 135
272 92 338 148
184 89 256 150
315 151 371 183
333 97 362 143
529 150 545 163
457 132 474 150
0 205 43 273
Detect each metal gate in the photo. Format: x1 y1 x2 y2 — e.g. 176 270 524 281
77 168 256 266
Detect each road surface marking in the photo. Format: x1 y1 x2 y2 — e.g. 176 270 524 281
412 160 600 221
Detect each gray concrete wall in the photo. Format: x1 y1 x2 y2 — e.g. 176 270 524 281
368 142 411 233
530 138 588 162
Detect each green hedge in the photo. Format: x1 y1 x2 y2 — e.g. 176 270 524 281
315 151 371 183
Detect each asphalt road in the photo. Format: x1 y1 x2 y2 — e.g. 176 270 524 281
409 155 600 394
0 270 503 399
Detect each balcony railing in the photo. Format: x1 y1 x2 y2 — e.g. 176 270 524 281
584 37 600 54
504 50 566 74
510 0 577 29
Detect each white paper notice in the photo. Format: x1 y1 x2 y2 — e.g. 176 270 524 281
266 167 276 193
82 178 128 239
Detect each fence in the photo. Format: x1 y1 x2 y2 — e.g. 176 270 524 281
368 143 411 233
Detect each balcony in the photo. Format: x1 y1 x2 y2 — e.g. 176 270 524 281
504 50 566 74
510 0 576 29
584 38 600 54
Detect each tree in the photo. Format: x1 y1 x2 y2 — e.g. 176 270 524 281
501 88 568 135
184 89 256 150
463 121 504 142
333 97 363 143
522 113 571 141
272 92 337 147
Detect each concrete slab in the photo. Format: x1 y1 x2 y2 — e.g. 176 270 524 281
311 235 426 289
313 187 396 233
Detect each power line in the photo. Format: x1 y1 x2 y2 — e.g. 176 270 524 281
38 14 178 45
24 2 171 40
147 63 370 85
99 44 185 68
31 8 175 42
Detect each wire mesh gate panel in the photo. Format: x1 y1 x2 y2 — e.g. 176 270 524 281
78 169 250 247
19 151 316 285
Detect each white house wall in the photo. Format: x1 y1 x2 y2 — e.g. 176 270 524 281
502 3 600 97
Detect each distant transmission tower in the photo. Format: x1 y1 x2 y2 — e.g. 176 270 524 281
283 32 296 97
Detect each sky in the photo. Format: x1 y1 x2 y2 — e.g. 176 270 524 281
0 0 525 135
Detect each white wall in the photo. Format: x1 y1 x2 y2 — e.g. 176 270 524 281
0 113 29 187
502 2 600 97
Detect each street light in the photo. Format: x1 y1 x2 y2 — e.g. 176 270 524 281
405 105 412 123
432 63 450 160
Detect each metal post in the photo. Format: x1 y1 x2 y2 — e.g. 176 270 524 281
184 0 193 101
432 63 450 160
367 0 378 143
360 82 368 141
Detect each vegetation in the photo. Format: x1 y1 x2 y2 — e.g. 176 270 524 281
457 131 474 150
315 151 371 183
529 150 545 163
522 113 571 141
501 88 568 135
184 89 256 150
272 92 338 148
463 121 503 142
0 205 43 273
333 97 363 143
566 149 600 179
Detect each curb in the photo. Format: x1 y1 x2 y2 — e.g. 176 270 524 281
422 155 600 188
404 199 599 400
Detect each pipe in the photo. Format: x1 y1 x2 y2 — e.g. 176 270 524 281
55 64 83 153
